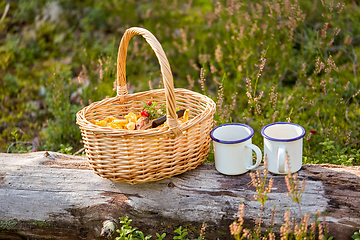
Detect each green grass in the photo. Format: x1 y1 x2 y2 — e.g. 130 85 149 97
0 0 359 165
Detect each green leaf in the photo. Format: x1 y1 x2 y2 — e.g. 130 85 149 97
352 230 360 240
155 233 166 240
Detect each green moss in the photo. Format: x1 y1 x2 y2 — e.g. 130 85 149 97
28 220 53 227
0 220 17 230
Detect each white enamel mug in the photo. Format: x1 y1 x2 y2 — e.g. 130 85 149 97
261 122 306 174
210 123 262 175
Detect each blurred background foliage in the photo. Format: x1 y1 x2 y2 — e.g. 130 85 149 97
0 0 359 165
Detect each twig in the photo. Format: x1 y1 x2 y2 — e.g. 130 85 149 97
7 141 35 153
278 67 288 85
1 3 10 23
351 44 358 89
74 147 85 155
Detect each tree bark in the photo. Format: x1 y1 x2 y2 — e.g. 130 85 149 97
0 152 359 239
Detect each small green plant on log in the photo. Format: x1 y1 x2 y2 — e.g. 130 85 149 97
352 230 360 240
115 216 153 240
115 217 206 240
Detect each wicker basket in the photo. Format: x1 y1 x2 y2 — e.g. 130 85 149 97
76 27 216 184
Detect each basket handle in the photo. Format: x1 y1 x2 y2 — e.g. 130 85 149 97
116 27 182 137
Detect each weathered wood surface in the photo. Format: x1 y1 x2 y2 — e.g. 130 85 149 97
0 152 359 239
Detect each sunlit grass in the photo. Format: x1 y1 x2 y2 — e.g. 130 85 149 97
0 0 359 166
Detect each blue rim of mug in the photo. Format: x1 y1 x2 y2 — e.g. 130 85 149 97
261 122 306 142
210 123 254 144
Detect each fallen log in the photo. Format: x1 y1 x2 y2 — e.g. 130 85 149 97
0 151 359 239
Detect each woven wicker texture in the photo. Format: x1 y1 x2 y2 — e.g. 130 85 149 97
76 27 216 184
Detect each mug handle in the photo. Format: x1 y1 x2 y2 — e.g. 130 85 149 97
278 145 286 173
246 144 262 170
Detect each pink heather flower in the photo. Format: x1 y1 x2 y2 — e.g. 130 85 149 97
246 78 253 93
238 203 245 224
319 220 324 240
344 35 352 45
308 77 313 86
246 92 252 103
334 27 341 36
173 41 183 53
198 54 211 64
338 3 345 13
320 79 327 95
272 111 278 123
352 89 360 98
239 26 245 39
230 92 237 111
269 232 275 240
244 12 251 23
259 57 266 72
345 81 350 90
210 63 217 74
306 132 312 140
302 62 306 72
243 229 250 238
269 86 278 109
327 55 338 71
198 68 206 92
259 90 264 99
186 75 194 89
280 210 291 240
189 59 200 71
325 67 331 75
214 1 221 15
229 221 240 236
310 222 316 235
216 83 224 108
215 45 223 63
345 131 351 145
